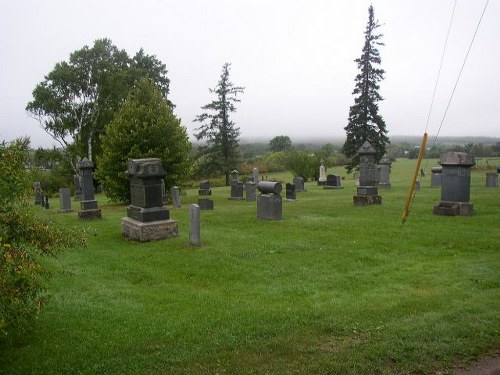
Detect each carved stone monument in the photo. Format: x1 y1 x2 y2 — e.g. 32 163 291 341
318 159 327 186
229 170 244 200
293 176 306 192
378 155 392 189
198 180 212 195
78 158 102 220
245 181 257 202
353 141 382 206
121 158 178 241
433 152 475 216
257 181 282 220
58 188 73 213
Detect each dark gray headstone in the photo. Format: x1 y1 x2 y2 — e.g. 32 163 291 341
286 183 296 201
257 194 282 220
126 158 170 222
229 181 244 200
189 204 201 247
293 177 305 192
433 152 475 216
486 172 498 188
353 141 381 206
378 155 392 188
73 175 82 201
324 174 343 189
257 181 282 195
431 166 442 187
198 198 214 210
78 158 101 220
199 180 212 195
59 188 72 213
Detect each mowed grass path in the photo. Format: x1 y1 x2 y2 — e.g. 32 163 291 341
1 159 499 374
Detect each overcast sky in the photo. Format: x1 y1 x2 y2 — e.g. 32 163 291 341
1 0 498 148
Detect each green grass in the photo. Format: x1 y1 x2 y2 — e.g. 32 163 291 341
1 159 499 374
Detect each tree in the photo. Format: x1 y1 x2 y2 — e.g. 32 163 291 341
284 150 319 181
0 138 84 340
342 5 389 173
26 39 172 174
96 78 191 203
269 135 293 153
194 63 245 186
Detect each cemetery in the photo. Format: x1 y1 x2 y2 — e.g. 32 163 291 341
2 158 499 375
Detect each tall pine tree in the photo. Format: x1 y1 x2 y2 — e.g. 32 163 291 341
194 63 245 186
342 5 389 173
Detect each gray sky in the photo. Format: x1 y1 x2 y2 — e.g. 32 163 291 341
1 0 498 148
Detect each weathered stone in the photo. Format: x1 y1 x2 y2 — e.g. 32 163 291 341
59 188 73 213
257 181 282 195
286 183 296 201
324 174 343 189
378 155 392 189
34 182 42 205
198 198 214 210
293 177 306 192
78 158 101 220
318 159 327 186
257 194 282 220
189 204 201 247
171 186 182 208
353 141 381 205
486 172 498 188
245 182 257 202
121 217 178 242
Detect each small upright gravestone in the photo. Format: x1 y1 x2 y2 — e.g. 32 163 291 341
73 175 82 201
78 158 102 220
34 182 42 205
324 174 343 189
257 181 282 220
293 177 306 192
122 158 178 241
433 152 475 216
252 167 259 184
189 204 201 247
59 188 73 213
245 181 257 202
198 180 212 195
431 167 442 187
353 141 381 206
229 170 244 200
171 186 182 208
285 183 296 201
378 155 392 189
318 159 327 186
485 172 498 188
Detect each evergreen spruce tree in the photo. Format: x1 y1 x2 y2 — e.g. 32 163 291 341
342 5 389 173
194 63 245 186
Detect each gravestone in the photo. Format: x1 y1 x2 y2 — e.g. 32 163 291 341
198 180 212 195
189 204 201 247
433 152 475 216
43 194 49 209
285 183 296 201
415 180 421 191
257 181 282 220
353 141 382 206
161 180 168 204
378 155 392 189
293 177 306 192
485 172 498 188
245 181 257 202
431 167 442 187
229 170 244 200
59 188 73 213
171 186 181 208
34 182 42 205
318 159 327 186
121 158 178 241
324 174 343 189
198 198 214 210
73 175 82 201
252 167 259 184
78 158 102 220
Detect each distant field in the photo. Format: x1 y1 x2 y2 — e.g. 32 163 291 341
1 159 499 375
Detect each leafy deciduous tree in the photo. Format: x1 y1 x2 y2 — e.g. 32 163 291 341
342 5 389 173
194 63 245 186
269 135 293 153
96 78 191 203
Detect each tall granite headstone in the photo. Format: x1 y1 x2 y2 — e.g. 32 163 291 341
257 181 282 220
378 155 392 189
433 152 475 216
171 186 182 208
353 141 382 206
59 188 73 213
189 204 201 247
121 158 178 241
78 158 102 220
73 175 82 201
245 181 257 202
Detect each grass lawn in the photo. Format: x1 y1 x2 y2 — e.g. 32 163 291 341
1 159 499 374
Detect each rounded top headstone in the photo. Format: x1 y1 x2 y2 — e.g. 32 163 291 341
126 158 166 177
438 152 475 167
78 157 94 169
380 154 392 165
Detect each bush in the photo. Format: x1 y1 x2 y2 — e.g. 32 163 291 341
0 138 85 341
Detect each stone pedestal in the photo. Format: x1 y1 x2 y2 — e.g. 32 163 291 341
122 217 178 242
257 194 282 220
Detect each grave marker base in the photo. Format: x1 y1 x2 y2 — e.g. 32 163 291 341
433 201 473 216
353 195 382 206
78 209 102 220
121 217 179 241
